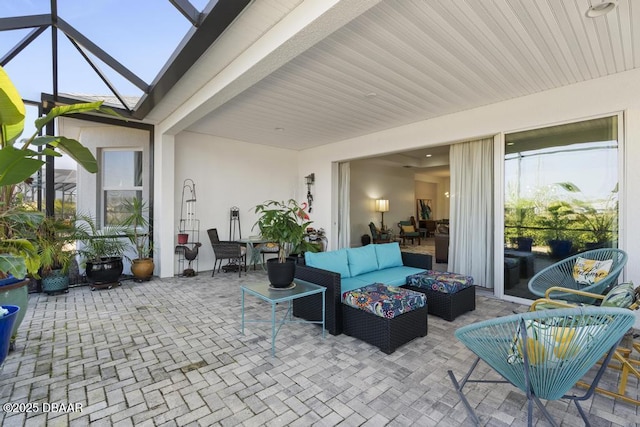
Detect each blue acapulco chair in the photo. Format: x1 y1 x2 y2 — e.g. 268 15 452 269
528 248 627 303
448 307 635 426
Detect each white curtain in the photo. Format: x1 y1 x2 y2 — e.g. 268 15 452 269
337 162 351 249
449 138 494 288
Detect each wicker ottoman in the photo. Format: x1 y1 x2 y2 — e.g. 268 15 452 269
404 270 475 321
342 283 428 354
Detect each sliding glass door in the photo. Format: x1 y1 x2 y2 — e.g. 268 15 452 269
503 116 619 299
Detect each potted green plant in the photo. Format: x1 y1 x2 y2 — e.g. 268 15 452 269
121 198 154 282
75 214 130 289
539 201 575 259
253 199 313 287
36 217 77 294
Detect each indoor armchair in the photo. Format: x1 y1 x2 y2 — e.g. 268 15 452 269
398 219 421 245
368 222 391 243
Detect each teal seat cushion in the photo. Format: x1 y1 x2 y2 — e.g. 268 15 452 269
357 266 427 286
341 277 373 294
305 249 351 278
347 245 379 276
374 242 403 269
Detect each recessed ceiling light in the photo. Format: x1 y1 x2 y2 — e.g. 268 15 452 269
365 92 377 98
506 142 514 146
425 154 432 158
586 1 617 18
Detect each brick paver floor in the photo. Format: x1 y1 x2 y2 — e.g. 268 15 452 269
1 269 638 426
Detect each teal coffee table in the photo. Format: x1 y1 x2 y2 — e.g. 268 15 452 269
240 280 326 356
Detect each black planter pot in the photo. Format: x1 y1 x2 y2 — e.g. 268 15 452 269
266 258 296 288
86 257 123 286
548 239 572 260
516 237 533 252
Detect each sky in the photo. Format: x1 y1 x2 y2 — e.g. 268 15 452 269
505 142 619 204
1 0 211 101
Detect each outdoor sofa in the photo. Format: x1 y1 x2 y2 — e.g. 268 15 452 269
292 242 432 336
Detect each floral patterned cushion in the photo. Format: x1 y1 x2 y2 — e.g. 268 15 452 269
406 270 474 294
342 283 426 319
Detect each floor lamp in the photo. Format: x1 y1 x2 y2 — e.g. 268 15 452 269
375 199 389 230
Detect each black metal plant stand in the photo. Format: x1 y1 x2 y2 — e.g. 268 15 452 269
176 179 200 276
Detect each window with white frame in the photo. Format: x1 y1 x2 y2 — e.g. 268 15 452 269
102 149 143 226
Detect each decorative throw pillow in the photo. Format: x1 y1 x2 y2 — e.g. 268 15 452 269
572 257 613 285
507 318 602 367
601 282 636 308
401 225 415 233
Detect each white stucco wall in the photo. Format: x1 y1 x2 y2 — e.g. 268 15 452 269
171 132 301 273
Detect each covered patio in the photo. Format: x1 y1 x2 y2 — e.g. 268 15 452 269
1 270 638 426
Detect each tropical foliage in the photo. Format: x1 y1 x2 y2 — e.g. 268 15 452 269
253 199 315 262
505 182 618 252
0 65 108 278
121 197 152 260
74 214 130 264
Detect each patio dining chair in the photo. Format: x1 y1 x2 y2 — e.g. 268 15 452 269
448 307 635 426
207 228 246 277
528 248 627 303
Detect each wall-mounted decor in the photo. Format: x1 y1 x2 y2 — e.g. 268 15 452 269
305 173 315 212
417 199 432 220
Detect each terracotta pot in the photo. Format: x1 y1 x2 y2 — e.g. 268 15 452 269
178 233 189 244
131 258 154 281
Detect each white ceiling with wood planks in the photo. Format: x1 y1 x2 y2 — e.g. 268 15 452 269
151 0 639 161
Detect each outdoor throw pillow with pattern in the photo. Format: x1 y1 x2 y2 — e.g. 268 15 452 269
507 318 603 367
572 257 613 285
601 282 636 308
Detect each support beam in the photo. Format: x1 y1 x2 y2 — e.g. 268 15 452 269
1 26 48 66
0 14 51 31
154 133 176 278
169 0 203 27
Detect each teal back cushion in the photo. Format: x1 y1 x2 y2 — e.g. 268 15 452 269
375 242 403 269
305 249 351 278
346 245 379 276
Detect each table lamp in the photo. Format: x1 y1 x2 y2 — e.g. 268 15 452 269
375 199 389 230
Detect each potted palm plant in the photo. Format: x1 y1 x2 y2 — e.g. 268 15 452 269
122 198 154 282
75 214 129 289
253 199 313 288
36 216 77 294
